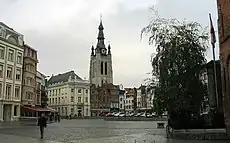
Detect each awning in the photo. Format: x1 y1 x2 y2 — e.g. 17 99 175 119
22 106 51 112
46 107 58 112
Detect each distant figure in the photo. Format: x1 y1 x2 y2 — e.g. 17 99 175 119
55 114 57 122
57 113 60 122
37 113 47 139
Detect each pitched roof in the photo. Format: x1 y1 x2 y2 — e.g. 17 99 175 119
0 22 14 31
47 71 82 85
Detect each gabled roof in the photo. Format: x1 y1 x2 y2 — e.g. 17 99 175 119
47 71 82 85
0 22 14 31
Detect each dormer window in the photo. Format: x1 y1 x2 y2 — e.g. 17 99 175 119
7 36 18 45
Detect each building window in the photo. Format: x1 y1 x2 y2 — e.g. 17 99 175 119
7 67 12 79
0 64 3 78
0 46 4 59
105 62 107 75
85 89 88 94
14 105 18 116
27 48 31 57
85 97 88 103
65 107 67 115
8 49 14 61
15 86 20 99
26 77 34 86
71 88 74 92
17 52 22 64
6 84 11 99
26 92 32 100
25 64 35 72
71 96 74 102
86 109 88 116
55 98 57 104
101 61 103 75
78 97 81 102
16 69 21 80
78 89 81 93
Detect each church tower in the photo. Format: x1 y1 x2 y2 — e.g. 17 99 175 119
89 19 113 87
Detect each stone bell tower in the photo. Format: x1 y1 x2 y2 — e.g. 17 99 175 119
89 19 113 87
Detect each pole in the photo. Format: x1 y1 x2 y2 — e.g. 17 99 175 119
212 43 219 109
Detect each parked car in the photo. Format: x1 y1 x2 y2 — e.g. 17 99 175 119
114 112 121 117
128 113 134 117
140 113 146 117
134 113 142 117
146 113 153 118
105 112 114 117
119 113 125 117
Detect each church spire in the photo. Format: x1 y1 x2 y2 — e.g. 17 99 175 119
96 15 106 52
97 15 105 40
108 41 111 55
91 45 95 56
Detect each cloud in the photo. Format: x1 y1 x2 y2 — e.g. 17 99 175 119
0 0 218 87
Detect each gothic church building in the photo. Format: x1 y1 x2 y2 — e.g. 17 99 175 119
89 20 120 116
89 20 113 87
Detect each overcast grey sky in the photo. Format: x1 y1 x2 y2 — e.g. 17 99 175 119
0 0 218 87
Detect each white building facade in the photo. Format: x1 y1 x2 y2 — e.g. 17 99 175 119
0 22 24 121
125 96 134 113
136 85 154 111
47 71 90 117
124 88 136 113
137 89 142 109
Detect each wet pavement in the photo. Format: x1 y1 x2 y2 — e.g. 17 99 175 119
0 119 228 143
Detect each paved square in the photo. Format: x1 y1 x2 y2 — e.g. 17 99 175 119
0 119 228 143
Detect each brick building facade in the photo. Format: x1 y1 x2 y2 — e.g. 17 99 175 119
90 83 119 116
217 0 230 136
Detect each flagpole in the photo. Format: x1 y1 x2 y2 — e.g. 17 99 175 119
209 13 219 110
212 42 219 109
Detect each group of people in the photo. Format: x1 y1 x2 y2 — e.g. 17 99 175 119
37 113 61 139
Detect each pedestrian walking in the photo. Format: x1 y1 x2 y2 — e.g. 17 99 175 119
37 113 47 139
57 113 60 122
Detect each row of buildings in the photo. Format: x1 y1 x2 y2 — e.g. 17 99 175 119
46 20 155 117
0 22 48 121
0 19 156 120
46 71 155 117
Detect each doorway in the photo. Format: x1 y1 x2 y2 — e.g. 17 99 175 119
3 104 12 121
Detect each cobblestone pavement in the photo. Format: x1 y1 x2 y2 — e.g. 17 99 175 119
0 119 228 143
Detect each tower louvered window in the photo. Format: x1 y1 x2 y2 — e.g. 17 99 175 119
105 62 107 75
101 61 103 75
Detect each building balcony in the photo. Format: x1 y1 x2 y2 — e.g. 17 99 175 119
23 55 38 63
77 102 84 106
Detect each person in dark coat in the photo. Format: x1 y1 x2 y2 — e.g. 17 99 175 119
37 113 47 139
57 113 60 122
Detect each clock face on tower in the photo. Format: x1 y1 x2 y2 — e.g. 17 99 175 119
101 49 106 54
